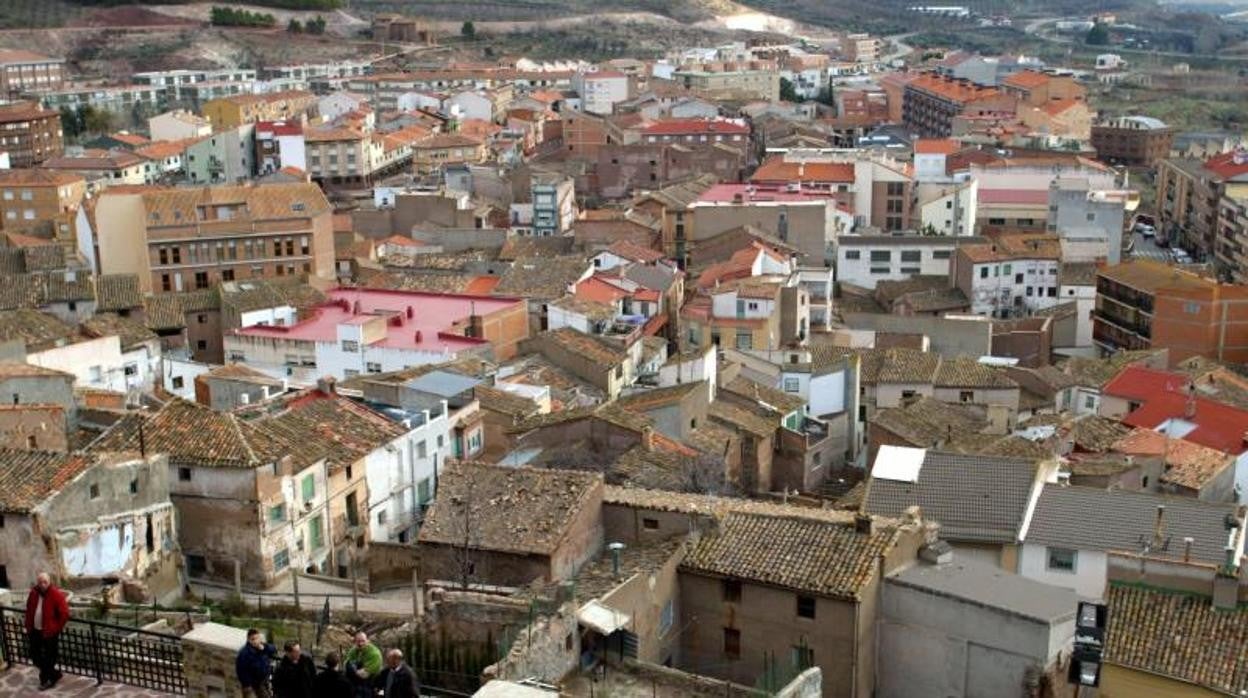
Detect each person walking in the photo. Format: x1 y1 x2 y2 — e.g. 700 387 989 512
235 628 277 698
312 652 353 698
377 649 421 698
343 632 383 698
272 640 316 698
25 572 69 690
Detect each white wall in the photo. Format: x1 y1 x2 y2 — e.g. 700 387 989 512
1058 283 1096 347
835 240 957 290
364 412 451 543
1017 544 1107 600
28 336 128 392
240 305 298 329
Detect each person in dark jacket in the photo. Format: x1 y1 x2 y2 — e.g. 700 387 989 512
312 652 353 698
272 640 317 698
376 649 421 698
235 628 277 698
25 572 70 690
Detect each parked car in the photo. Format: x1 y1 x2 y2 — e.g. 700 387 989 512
1138 225 1156 237
1171 248 1192 264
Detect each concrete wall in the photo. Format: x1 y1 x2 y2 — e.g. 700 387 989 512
877 573 1073 698
842 313 992 358
484 601 580 684
599 543 684 665
0 404 68 451
1018 544 1108 600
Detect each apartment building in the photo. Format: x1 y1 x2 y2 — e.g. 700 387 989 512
183 125 256 185
304 127 383 187
1156 150 1248 261
202 90 317 130
952 233 1063 318
902 73 1014 138
255 120 307 175
0 101 63 167
573 70 630 115
1091 115 1173 167
844 33 882 63
687 183 841 266
640 118 749 146
133 68 257 104
836 235 986 290
93 181 335 294
410 133 486 175
1093 259 1248 364
531 173 577 236
37 84 164 116
682 277 810 351
0 49 65 98
1046 176 1134 264
0 169 86 245
42 149 156 187
672 62 780 102
999 70 1086 108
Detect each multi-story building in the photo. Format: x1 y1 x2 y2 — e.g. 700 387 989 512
835 234 986 290
0 101 63 167
36 84 163 117
260 60 371 84
1155 149 1248 261
303 127 381 187
687 183 842 266
176 124 255 185
42 149 156 187
255 120 307 175
1091 115 1174 167
639 117 750 147
902 73 1013 138
843 33 881 63
409 133 485 175
573 70 630 115
0 49 65 98
225 287 529 383
1093 259 1248 364
0 169 86 246
132 68 257 104
531 172 576 236
672 61 780 102
148 109 213 142
952 233 1063 318
682 277 810 351
1047 176 1134 264
202 90 317 130
1218 193 1248 282
92 181 335 293
999 70 1086 108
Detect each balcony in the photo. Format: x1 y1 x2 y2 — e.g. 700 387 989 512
1092 308 1150 339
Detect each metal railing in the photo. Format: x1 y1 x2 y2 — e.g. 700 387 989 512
0 605 186 694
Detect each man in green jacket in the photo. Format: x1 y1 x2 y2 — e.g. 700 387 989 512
344 631 383 697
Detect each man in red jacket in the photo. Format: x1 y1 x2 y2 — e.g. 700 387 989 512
25 572 69 690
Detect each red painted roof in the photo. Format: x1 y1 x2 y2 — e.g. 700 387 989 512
575 276 630 304
914 138 960 155
605 239 665 264
642 118 749 136
464 275 501 295
256 120 304 136
1106 365 1248 454
1204 149 1248 181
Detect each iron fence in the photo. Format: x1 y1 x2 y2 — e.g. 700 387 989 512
0 605 186 694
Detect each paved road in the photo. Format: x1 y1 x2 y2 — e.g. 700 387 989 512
1129 231 1171 262
0 665 168 697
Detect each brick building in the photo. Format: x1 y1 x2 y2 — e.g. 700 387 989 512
1091 115 1174 167
0 49 65 98
902 73 1014 138
0 101 64 167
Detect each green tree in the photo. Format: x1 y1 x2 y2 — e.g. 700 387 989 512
779 77 800 103
461 20 476 39
1086 22 1110 46
59 107 83 140
287 19 303 33
306 15 327 34
80 105 114 136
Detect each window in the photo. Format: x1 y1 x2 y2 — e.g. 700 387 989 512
959 391 973 403
172 376 184 389
900 250 921 263
1047 547 1077 572
1183 301 1201 314
886 182 904 196
129 479 138 494
980 267 988 279
735 333 753 350
869 250 891 263
268 504 286 523
722 579 742 603
791 644 815 669
89 484 99 499
660 600 674 635
194 272 209 289
417 478 432 504
723 628 741 659
1015 274 1024 284
301 474 315 501
845 250 861 260
309 515 324 550
1047 287 1057 297
1084 395 1095 410
796 595 816 619
273 549 290 571
377 510 388 525
643 517 659 530
178 467 192 482
783 377 800 393
366 362 382 373
417 440 428 459
870 267 891 275
341 340 359 353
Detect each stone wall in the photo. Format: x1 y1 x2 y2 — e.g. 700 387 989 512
182 622 249 698
482 601 579 685
368 541 416 591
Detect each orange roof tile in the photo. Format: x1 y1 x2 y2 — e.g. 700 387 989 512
1002 70 1051 90
914 138 960 155
750 156 854 183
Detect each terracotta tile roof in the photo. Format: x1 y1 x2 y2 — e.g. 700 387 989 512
1103 584 1248 694
495 255 590 299
137 182 332 226
80 312 157 350
1041 98 1082 116
0 169 83 187
418 462 602 556
0 448 95 513
870 397 985 447
879 350 942 384
1057 350 1162 389
722 376 805 415
913 138 960 155
0 49 60 64
0 309 79 351
1068 414 1133 452
959 234 1061 263
1002 70 1050 90
89 399 259 468
0 362 73 379
0 274 47 311
43 271 94 304
414 133 482 149
43 150 149 171
0 101 57 123
540 327 626 365
605 240 665 264
616 382 702 412
498 235 576 261
1112 428 1234 491
94 274 143 312
244 391 407 471
1095 259 1215 294
935 357 1017 389
708 400 776 438
641 118 748 137
749 156 855 183
906 72 1000 104
221 278 324 313
475 384 543 418
135 137 204 160
682 510 899 600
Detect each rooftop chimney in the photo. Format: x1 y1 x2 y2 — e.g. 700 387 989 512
854 513 874 535
317 375 337 395
1183 536 1194 563
608 542 625 578
1152 504 1166 549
